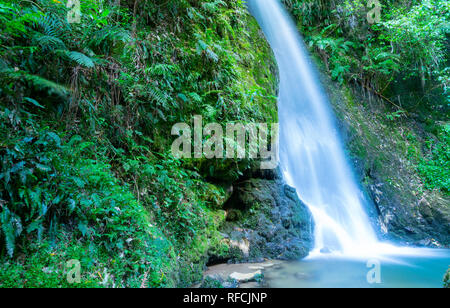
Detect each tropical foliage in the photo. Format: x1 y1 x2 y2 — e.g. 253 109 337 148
0 0 276 287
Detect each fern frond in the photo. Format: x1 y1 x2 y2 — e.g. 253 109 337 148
189 92 202 103
0 208 23 257
148 85 168 107
89 26 132 48
202 1 227 13
205 48 219 62
0 3 42 37
0 68 69 96
55 50 95 68
33 34 67 51
146 64 180 77
187 7 205 20
36 13 70 40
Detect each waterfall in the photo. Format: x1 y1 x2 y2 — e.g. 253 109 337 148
247 0 384 256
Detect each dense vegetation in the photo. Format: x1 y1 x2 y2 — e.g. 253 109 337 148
0 0 276 287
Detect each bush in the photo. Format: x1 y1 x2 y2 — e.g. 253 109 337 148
418 125 450 194
0 108 177 287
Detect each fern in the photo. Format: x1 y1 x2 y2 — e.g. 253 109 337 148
188 92 202 103
217 14 235 39
0 207 23 257
202 104 217 119
33 34 67 51
0 3 44 37
148 85 169 107
88 26 132 48
36 13 70 40
195 34 220 63
202 1 227 13
146 64 180 77
187 7 205 21
55 50 95 68
0 69 68 97
205 48 219 63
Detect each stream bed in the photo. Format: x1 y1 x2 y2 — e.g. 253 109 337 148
263 250 450 288
204 250 449 288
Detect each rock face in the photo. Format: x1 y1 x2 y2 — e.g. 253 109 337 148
367 181 450 247
219 168 314 262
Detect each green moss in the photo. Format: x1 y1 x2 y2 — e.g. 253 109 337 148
0 241 101 288
226 209 243 222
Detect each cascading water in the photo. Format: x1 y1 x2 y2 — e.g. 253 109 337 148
247 0 424 258
243 2 450 288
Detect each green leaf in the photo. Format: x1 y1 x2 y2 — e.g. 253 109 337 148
78 222 88 236
24 97 45 109
55 50 95 68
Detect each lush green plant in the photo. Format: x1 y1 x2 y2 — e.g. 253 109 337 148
283 0 449 108
380 0 450 87
418 124 450 194
0 108 178 287
0 240 102 288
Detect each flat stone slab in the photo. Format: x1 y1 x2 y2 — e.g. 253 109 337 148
229 270 262 282
248 265 265 270
200 260 285 288
261 263 275 268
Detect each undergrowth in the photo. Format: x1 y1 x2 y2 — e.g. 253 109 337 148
0 0 276 287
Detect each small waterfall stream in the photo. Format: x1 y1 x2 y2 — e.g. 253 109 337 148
247 0 380 256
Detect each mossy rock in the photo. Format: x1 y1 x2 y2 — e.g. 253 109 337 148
219 169 314 262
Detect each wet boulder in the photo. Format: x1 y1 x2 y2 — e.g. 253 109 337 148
219 168 314 262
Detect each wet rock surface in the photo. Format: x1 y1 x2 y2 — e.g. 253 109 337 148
200 261 281 288
216 168 314 262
